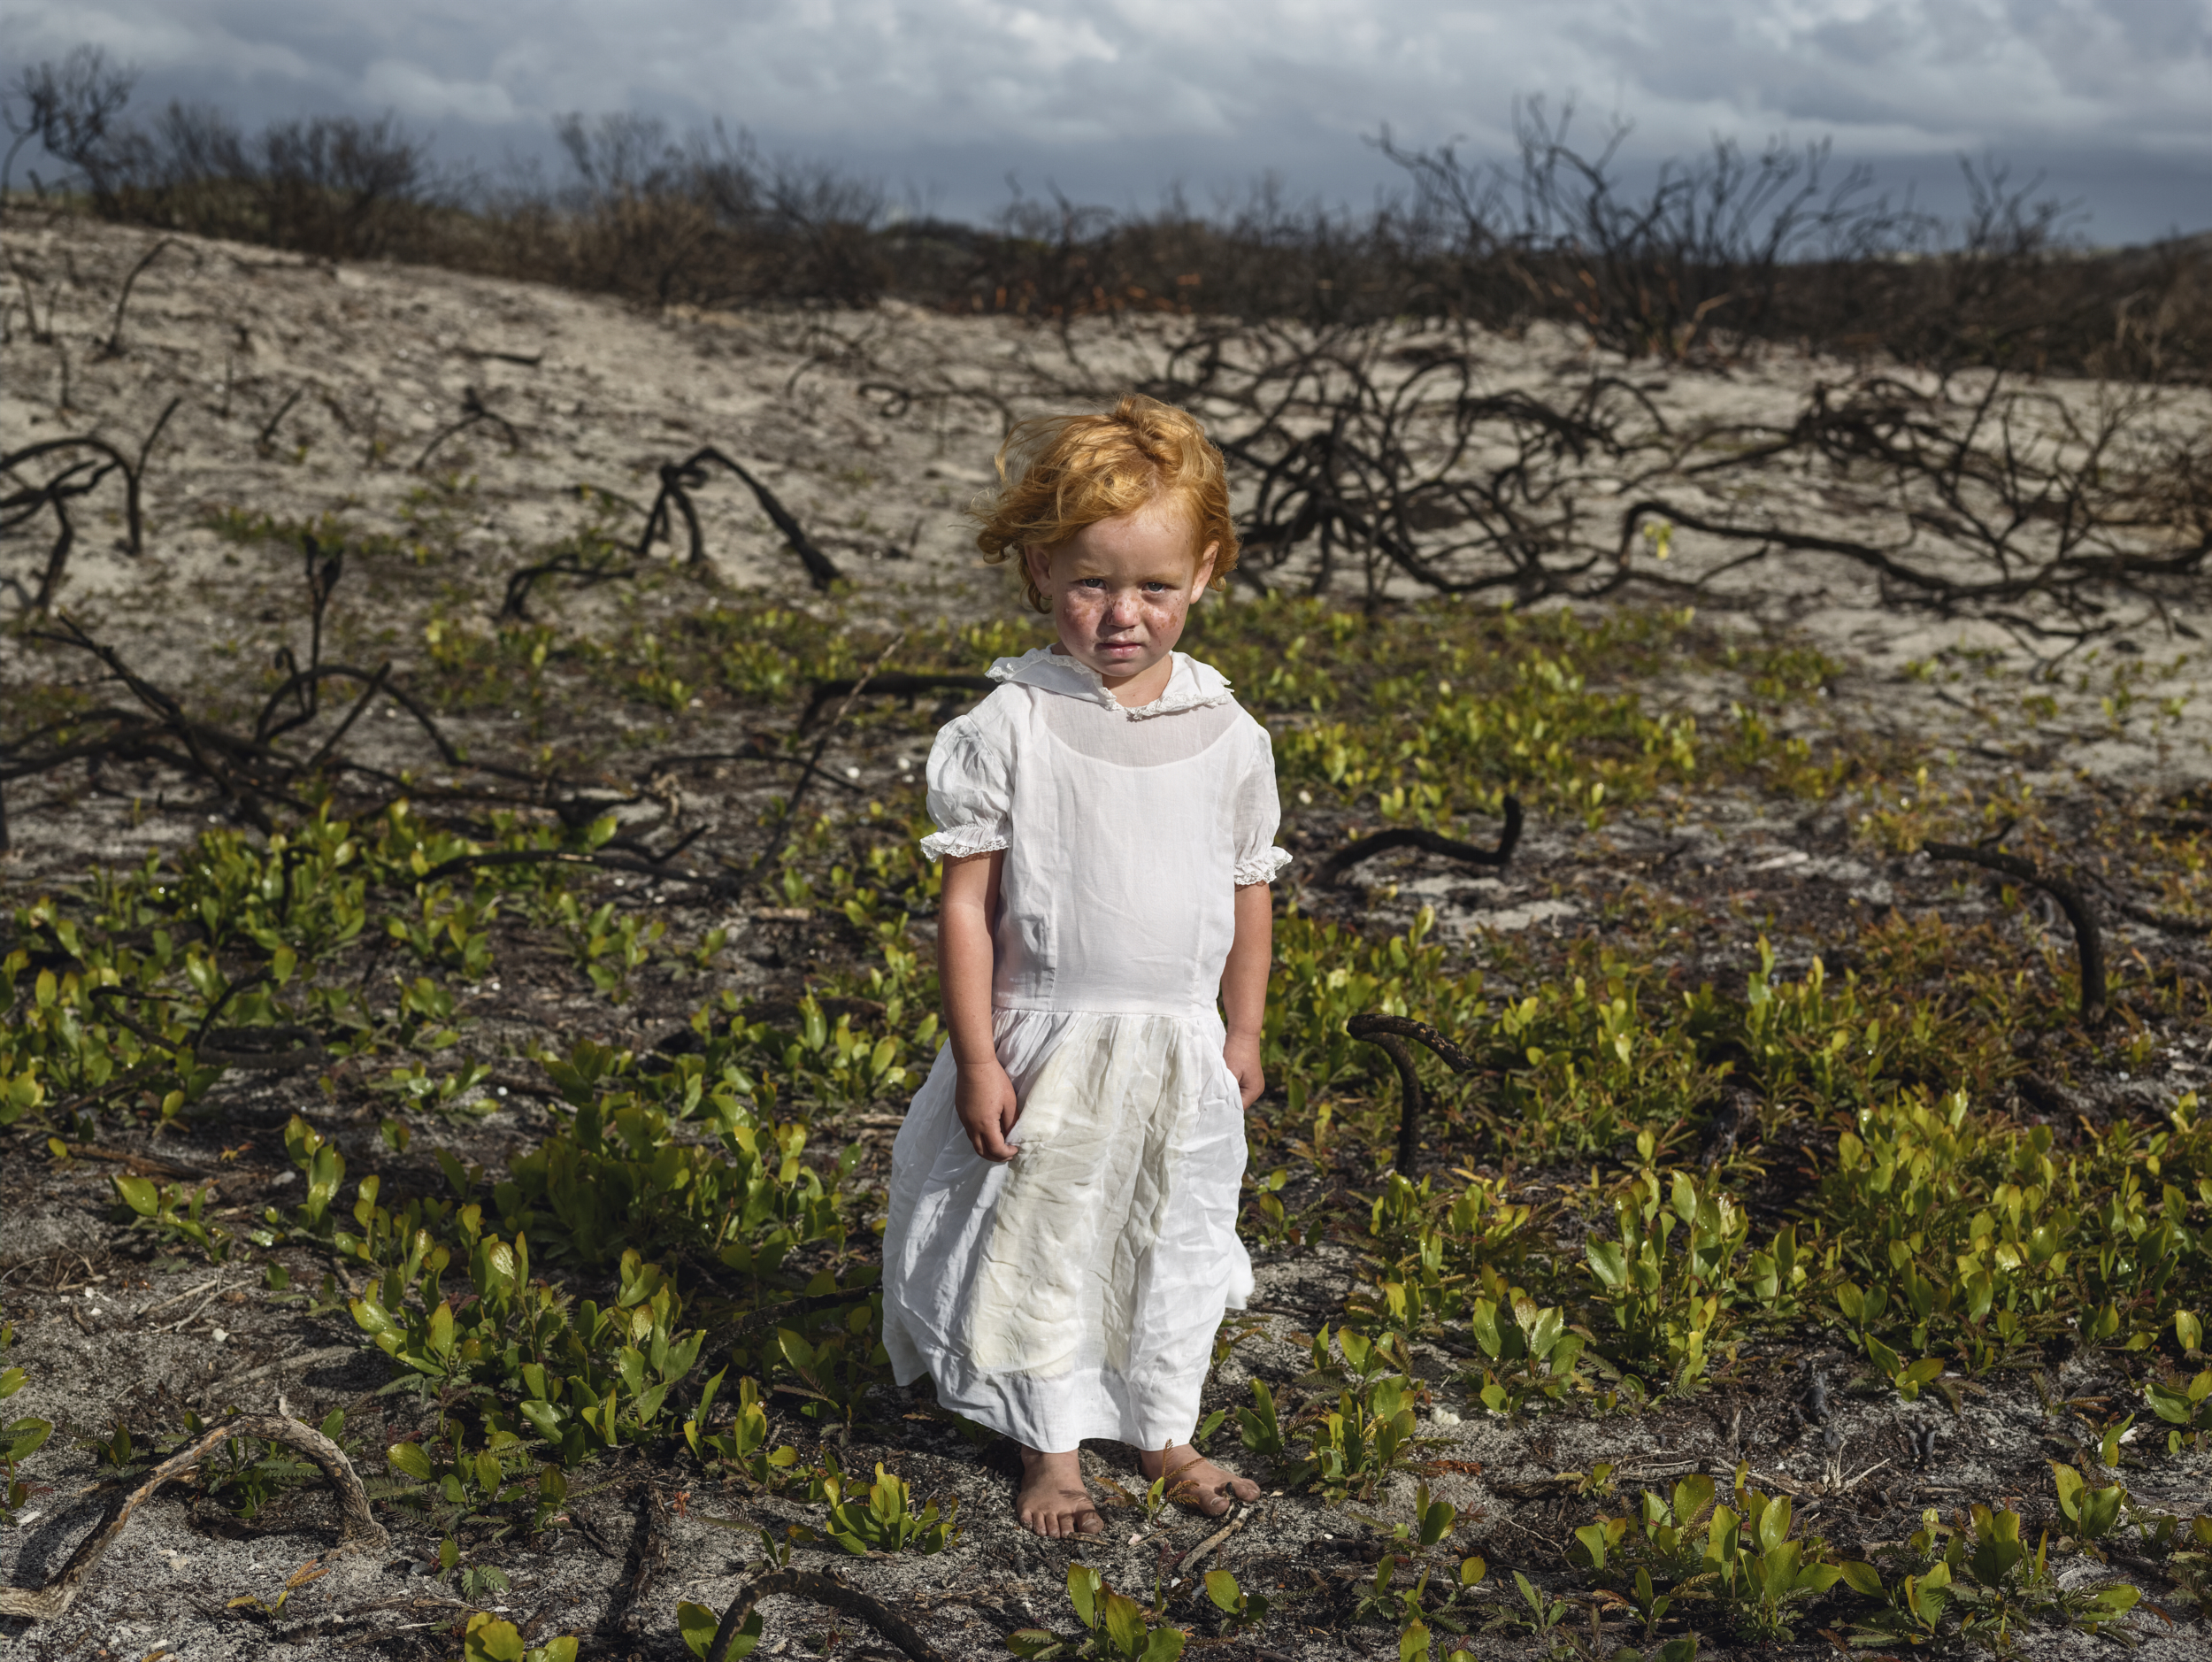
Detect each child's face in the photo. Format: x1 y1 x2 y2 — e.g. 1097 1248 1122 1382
1025 499 1218 692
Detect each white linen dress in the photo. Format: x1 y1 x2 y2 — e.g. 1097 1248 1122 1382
880 646 1292 1453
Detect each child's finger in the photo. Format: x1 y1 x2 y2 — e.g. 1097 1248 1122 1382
967 1111 1018 1162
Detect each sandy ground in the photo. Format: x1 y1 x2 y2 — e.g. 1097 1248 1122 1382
4 212 2211 1662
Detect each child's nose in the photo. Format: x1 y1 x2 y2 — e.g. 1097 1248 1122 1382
1102 591 1141 627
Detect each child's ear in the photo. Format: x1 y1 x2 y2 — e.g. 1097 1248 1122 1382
1191 541 1220 594
1024 543 1052 591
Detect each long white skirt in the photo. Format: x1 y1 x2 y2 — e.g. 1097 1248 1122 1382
879 1009 1253 1453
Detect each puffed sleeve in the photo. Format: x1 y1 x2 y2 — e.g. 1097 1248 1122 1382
1232 719 1293 885
919 713 1012 861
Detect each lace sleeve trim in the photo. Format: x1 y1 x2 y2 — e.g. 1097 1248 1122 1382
920 827 1011 862
1233 847 1294 885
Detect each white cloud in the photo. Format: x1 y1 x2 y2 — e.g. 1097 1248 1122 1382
360 58 517 124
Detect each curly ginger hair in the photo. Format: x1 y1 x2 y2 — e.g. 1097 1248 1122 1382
970 395 1240 611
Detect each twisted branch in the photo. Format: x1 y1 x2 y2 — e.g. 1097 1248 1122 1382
1346 1013 1480 1172
1924 841 2107 1025
703 1569 948 1662
0 1413 387 1622
1317 797 1523 889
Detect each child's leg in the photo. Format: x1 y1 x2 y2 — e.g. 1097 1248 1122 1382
1134 1441 1260 1518
1017 1446 1102 1537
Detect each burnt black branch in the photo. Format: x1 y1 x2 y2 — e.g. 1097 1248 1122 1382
1924 840 2108 1025
1318 797 1523 889
1 396 178 610
634 446 843 590
799 672 995 731
411 384 520 471
1347 1012 1482 1173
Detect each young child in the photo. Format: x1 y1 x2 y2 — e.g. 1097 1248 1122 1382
880 395 1288 1538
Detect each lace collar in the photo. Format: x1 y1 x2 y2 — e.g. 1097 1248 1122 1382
987 647 1235 719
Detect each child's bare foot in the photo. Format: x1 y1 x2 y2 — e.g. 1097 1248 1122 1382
1137 1443 1260 1517
1017 1446 1103 1538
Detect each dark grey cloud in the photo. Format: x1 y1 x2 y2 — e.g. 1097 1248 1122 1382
4 0 2207 239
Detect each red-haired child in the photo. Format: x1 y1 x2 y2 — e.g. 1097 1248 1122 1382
880 395 1287 1536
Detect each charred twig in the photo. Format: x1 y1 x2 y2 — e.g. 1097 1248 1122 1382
636 447 842 590
1924 841 2108 1024
56 1143 216 1181
799 672 995 730
1151 327 1655 600
35 615 279 831
1 397 178 607
619 1486 671 1637
1624 374 2212 628
254 539 346 743
1317 797 1523 889
1346 1013 1481 1172
412 386 519 471
256 386 306 454
0 1413 387 1621
652 747 865 794
500 547 638 619
84 983 323 1073
703 1570 949 1662
298 662 390 773
407 845 744 899
2082 869 2208 937
99 236 174 358
751 635 905 879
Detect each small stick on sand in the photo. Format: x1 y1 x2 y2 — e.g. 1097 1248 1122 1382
0 1412 388 1621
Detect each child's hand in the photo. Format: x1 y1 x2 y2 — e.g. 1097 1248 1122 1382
955 1060 1021 1162
1224 1031 1264 1108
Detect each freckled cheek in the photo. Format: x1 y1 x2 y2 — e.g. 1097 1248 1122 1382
1139 598 1187 635
1056 592 1108 634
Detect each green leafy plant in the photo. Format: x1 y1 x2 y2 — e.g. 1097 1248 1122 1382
678 1599 743 1659
1298 1370 1421 1502
0 1362 53 1521
1859 1331 1947 1404
556 895 664 1003
1009 1564 1187 1661
1840 1499 2143 1649
817 1459 956 1555
684 1372 801 1489
1355 1550 1487 1643
1236 1376 1287 1458
461 1612 579 1662
2052 1461 2127 1548
112 1174 233 1261
1507 1569 1571 1643
1583 1168 1746 1397
1465 1292 1586 1414
1202 1568 1270 1634
1687 1486 1840 1638
2147 1366 2212 1452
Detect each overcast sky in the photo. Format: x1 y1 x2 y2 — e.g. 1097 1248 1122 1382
8 0 2209 242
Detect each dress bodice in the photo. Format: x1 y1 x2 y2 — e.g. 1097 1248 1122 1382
921 649 1290 1016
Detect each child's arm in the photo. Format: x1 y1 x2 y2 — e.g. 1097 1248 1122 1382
941 849 1019 1162
1220 881 1271 1108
